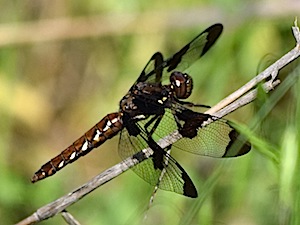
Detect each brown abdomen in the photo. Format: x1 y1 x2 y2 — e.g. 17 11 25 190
31 112 123 183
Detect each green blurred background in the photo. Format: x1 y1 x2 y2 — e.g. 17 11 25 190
1 0 300 224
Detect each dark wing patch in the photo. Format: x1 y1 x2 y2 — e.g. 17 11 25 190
136 52 165 84
174 108 251 157
166 24 223 72
133 24 223 86
119 115 197 197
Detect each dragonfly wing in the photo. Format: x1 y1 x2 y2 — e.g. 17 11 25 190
133 24 223 85
119 116 197 197
174 107 251 157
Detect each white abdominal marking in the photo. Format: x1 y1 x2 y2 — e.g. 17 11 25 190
58 161 64 168
81 141 89 151
69 151 76 160
111 117 119 124
93 129 102 141
103 120 112 132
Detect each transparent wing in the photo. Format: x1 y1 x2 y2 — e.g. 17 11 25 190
118 115 197 197
124 108 250 158
132 24 223 86
173 107 251 157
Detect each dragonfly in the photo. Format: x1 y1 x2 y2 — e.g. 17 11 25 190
31 23 251 198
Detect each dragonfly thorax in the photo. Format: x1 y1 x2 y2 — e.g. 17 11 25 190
120 82 171 118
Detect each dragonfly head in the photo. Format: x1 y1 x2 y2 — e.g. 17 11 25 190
170 71 193 99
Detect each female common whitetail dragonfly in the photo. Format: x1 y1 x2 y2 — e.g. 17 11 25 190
32 24 250 198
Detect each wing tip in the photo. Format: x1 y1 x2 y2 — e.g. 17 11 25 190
200 23 223 57
182 172 198 198
223 129 251 157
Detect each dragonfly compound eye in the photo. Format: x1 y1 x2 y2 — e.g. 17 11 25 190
170 71 193 99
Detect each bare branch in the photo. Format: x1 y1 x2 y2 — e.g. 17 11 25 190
61 211 81 225
16 22 300 225
16 157 140 225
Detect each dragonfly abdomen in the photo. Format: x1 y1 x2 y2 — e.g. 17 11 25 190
31 112 123 183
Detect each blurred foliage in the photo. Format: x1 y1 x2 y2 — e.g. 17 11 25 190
0 1 300 225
